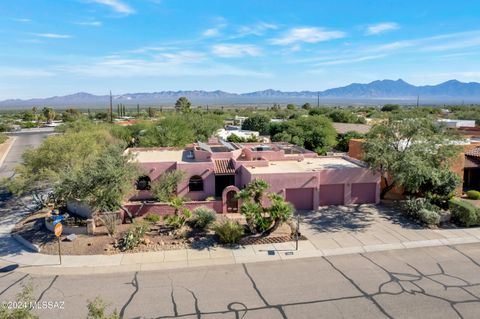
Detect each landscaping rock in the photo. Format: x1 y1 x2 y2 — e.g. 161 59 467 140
66 234 77 242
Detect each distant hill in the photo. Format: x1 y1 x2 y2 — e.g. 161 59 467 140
2 79 480 108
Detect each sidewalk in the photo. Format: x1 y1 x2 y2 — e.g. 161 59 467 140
2 227 480 276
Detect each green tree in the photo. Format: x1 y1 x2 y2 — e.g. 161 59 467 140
326 109 365 124
22 111 35 122
54 144 139 212
42 107 56 122
363 116 462 198
241 114 270 135
151 170 186 202
301 103 312 110
286 103 296 110
270 116 337 154
175 97 191 112
381 104 401 112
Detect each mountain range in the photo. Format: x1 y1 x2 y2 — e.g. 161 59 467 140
2 79 480 108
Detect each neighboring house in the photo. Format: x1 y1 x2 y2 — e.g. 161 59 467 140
215 128 260 140
348 138 480 194
464 147 480 190
437 119 476 128
127 139 381 214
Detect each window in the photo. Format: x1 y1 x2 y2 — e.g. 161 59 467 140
189 175 203 192
136 176 151 191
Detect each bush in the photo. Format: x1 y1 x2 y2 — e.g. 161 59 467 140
164 208 191 229
121 222 148 250
0 133 7 144
144 213 160 224
466 190 480 200
403 197 439 218
449 198 480 227
193 207 217 229
87 296 120 319
418 209 441 226
212 220 244 244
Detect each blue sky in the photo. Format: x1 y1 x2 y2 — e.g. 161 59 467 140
1 0 480 99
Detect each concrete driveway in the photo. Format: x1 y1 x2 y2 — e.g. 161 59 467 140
299 204 480 252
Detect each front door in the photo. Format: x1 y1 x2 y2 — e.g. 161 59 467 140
215 175 235 197
226 190 238 212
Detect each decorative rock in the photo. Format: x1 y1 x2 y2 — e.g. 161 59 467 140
86 219 95 235
66 234 77 242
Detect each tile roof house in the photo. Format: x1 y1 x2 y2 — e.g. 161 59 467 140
127 139 381 214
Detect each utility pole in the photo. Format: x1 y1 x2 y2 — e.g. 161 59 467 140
137 104 140 116
317 91 320 108
109 91 113 123
416 95 420 108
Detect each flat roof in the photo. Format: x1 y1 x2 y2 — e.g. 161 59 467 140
130 149 185 163
245 157 361 174
332 122 371 134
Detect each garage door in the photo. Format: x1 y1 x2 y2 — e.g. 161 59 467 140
351 183 376 204
319 184 344 206
285 188 314 210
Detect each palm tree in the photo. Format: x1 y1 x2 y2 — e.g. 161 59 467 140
168 196 186 216
236 179 269 204
266 193 294 234
240 202 263 234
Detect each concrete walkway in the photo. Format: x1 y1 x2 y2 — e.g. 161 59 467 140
2 197 480 276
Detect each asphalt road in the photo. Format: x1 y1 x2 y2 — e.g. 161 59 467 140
1 244 480 319
0 128 54 179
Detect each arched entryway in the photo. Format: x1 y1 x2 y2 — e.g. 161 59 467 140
222 186 240 214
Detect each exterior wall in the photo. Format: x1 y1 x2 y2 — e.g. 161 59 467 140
124 200 223 216
177 162 215 200
347 139 365 160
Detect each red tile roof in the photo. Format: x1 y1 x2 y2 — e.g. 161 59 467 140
214 159 235 175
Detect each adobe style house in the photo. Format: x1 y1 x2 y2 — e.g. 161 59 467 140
126 139 381 214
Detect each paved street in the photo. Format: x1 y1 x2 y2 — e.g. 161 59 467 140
0 128 54 179
1 244 480 318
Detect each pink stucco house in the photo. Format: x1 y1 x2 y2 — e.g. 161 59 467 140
126 139 380 215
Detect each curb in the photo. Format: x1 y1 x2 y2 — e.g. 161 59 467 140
3 236 480 275
0 136 16 168
11 233 41 253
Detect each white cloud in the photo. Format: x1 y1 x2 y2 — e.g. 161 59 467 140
76 21 102 27
366 22 399 35
34 33 72 39
236 22 278 37
203 28 221 37
13 18 31 23
60 55 271 78
0 67 55 77
314 54 386 66
212 44 261 57
271 27 346 45
90 0 134 15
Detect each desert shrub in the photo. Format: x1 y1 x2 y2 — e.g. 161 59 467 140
164 209 191 229
212 220 244 244
0 134 8 144
144 213 160 224
98 213 119 237
449 198 480 227
87 296 119 319
0 281 38 319
418 209 441 226
121 222 148 250
403 197 439 218
192 207 216 229
466 190 480 200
